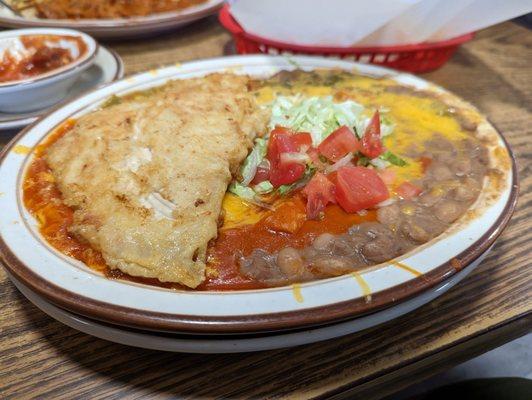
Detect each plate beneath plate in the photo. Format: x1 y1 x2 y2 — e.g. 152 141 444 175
0 45 123 131
8 251 485 353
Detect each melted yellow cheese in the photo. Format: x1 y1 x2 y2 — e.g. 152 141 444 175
12 145 32 155
221 193 266 230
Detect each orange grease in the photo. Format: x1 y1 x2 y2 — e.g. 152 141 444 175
202 196 375 290
23 158 107 272
23 120 107 272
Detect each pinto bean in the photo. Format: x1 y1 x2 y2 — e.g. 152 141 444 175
401 221 432 243
453 158 472 176
431 165 453 180
301 247 318 259
418 190 441 207
312 233 335 251
240 250 276 281
377 204 401 226
456 114 478 132
477 146 490 165
400 202 419 216
433 200 464 223
277 247 303 276
312 256 353 275
332 238 357 256
427 137 454 153
451 185 476 201
362 236 398 263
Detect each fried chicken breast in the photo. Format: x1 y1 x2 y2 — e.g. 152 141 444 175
45 73 268 288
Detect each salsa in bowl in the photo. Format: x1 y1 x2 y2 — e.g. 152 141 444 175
0 28 97 112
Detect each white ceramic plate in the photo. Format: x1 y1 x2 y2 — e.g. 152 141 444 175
0 0 223 39
0 55 517 335
0 45 123 131
7 248 487 353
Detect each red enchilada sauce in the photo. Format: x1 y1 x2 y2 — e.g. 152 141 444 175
22 121 375 291
0 35 87 83
23 121 107 273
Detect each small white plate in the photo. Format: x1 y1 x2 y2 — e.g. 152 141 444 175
7 250 486 353
0 45 123 131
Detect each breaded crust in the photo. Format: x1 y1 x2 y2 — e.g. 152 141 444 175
45 73 268 288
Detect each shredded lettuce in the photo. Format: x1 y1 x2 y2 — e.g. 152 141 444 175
269 96 395 144
269 95 365 145
239 138 268 186
370 157 390 170
228 182 256 201
253 180 274 194
380 113 395 137
357 155 371 166
380 151 407 167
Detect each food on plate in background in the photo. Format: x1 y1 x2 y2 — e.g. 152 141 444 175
8 0 208 19
23 69 495 290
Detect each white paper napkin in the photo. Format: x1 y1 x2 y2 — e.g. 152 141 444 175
430 0 532 41
230 0 532 46
230 0 420 47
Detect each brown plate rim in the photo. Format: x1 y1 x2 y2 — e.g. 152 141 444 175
0 63 519 334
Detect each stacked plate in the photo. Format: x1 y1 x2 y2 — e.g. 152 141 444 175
0 56 518 353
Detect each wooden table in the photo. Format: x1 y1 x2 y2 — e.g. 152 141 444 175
1 19 530 399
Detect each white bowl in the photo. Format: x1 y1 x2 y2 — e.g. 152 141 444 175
0 28 97 113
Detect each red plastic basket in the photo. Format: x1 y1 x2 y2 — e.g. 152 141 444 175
219 4 473 73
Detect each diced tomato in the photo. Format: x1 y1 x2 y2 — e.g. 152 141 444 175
267 128 311 159
291 132 313 150
270 126 292 136
318 126 359 162
302 172 336 219
327 171 338 185
335 166 389 213
267 127 310 187
396 181 422 199
419 156 432 172
269 132 298 156
251 163 270 185
269 162 305 187
360 111 384 158
267 126 292 160
378 168 396 186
